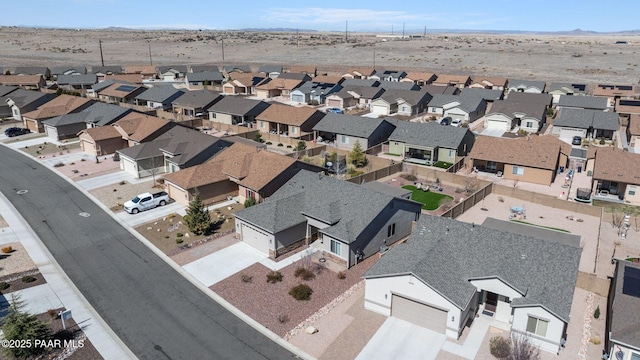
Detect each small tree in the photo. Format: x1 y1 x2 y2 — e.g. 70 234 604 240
348 140 366 167
490 336 512 359
244 197 257 208
594 305 601 319
296 141 307 151
183 190 211 235
1 294 52 359
253 133 265 143
508 334 540 360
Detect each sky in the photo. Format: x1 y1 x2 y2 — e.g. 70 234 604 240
3 0 638 33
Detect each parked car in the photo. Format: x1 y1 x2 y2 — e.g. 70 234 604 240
572 136 582 145
4 127 30 137
440 117 452 125
451 119 462 127
124 191 169 214
326 108 343 114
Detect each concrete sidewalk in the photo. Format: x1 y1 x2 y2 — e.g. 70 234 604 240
0 193 136 360
77 171 152 190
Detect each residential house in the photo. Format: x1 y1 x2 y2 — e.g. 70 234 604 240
460 88 504 103
21 94 93 132
312 114 396 149
78 126 127 157
57 74 97 91
401 72 437 86
43 102 129 141
190 65 219 73
369 70 407 82
427 93 487 123
592 84 636 107
377 80 420 91
3 89 56 121
324 88 358 110
556 95 608 111
507 79 546 93
468 76 508 90
222 65 252 78
86 79 117 99
467 135 570 185
171 90 222 118
364 215 580 354
222 73 266 95
340 78 380 88
370 89 433 116
547 83 587 104
626 114 640 152
112 112 175 147
254 78 303 100
233 169 422 263
388 121 475 165
98 83 147 105
605 260 640 360
123 65 157 79
484 100 547 133
277 72 312 82
342 68 376 79
184 71 224 90
288 66 317 77
591 147 640 203
311 75 344 85
105 74 145 85
290 81 342 105
258 65 283 79
506 92 553 107
207 96 270 125
157 65 189 81
13 67 51 80
421 85 460 96
164 142 323 206
615 99 640 122
344 86 386 109
0 75 46 90
52 66 87 78
551 108 619 140
83 101 133 128
256 103 325 139
134 87 184 111
117 125 231 178
90 66 123 81
432 74 471 88
0 85 19 118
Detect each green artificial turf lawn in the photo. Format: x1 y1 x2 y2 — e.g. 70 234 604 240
402 185 453 210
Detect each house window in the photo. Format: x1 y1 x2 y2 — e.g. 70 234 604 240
341 135 350 144
330 240 341 256
431 107 437 112
246 189 254 199
401 106 408 112
449 150 456 158
291 126 297 134
630 186 637 196
526 121 534 128
260 122 265 128
387 223 396 237
13 108 19 116
631 353 640 360
487 161 497 171
211 113 216 119
526 316 549 337
512 166 524 176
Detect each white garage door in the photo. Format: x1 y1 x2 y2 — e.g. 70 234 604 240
45 126 59 141
558 127 586 140
327 99 342 108
391 295 447 334
121 157 138 178
371 104 389 116
291 94 305 103
486 119 509 131
242 224 270 254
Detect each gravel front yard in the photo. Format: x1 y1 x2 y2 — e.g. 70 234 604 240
0 242 37 278
89 180 158 212
211 254 377 337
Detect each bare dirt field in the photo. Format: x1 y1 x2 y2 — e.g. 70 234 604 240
2 27 640 84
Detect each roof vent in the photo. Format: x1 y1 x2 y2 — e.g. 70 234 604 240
520 254 527 260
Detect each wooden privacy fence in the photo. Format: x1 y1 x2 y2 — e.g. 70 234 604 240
346 162 403 184
441 183 493 219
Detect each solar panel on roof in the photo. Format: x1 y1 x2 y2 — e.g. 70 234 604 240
115 85 137 92
619 100 640 106
622 266 640 298
618 86 633 91
572 84 586 91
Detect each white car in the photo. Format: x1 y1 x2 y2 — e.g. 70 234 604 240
451 119 462 127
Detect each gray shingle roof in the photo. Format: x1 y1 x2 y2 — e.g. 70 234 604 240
379 89 432 106
90 66 123 74
277 73 312 81
224 65 251 73
428 94 485 113
361 181 412 198
207 96 269 116
554 108 619 131
44 101 130 127
134 87 184 103
0 85 18 97
557 95 608 110
52 66 87 75
258 65 283 74
460 88 504 102
389 121 472 149
489 100 546 120
4 89 55 108
312 113 395 138
158 65 188 74
548 83 587 94
185 71 224 82
91 79 118 92
421 85 460 96
157 126 231 167
378 80 420 91
373 70 407 79
172 90 220 108
364 215 581 322
341 79 380 87
190 65 219 73
57 74 97 85
610 260 640 349
342 86 385 99
293 81 341 95
508 79 546 92
234 170 417 242
118 138 170 160
505 92 552 106
13 67 50 76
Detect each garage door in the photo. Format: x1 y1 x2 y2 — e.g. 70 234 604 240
558 127 585 140
45 126 59 141
391 295 447 333
291 94 305 103
486 119 509 131
371 104 388 116
327 99 342 108
242 224 270 254
121 157 138 178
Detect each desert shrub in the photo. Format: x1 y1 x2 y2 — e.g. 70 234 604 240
164 235 169 239
176 232 184 238
286 145 292 148
21 276 36 283
400 173 417 182
175 238 183 244
490 336 511 358
53 162 65 167
241 273 253 283
47 309 59 319
594 305 600 319
265 141 272 145
244 197 257 208
277 314 289 323
509 334 540 360
266 271 283 283
301 155 311 163
294 267 315 281
289 284 313 300
1 246 13 253
599 137 605 145
337 271 346 279
277 143 284 147
590 335 601 344
0 282 9 290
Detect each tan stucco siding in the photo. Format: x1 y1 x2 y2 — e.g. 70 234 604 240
503 164 554 185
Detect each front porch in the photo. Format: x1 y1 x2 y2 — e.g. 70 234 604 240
404 146 437 165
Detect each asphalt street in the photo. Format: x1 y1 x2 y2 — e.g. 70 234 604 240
0 145 296 359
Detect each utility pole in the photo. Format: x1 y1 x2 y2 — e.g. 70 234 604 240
392 25 394 35
424 26 426 38
221 36 225 61
99 39 104 66
148 42 153 66
402 22 405 39
297 28 299 47
345 20 348 43
373 48 375 69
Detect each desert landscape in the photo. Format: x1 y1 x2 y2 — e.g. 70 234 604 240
1 26 640 84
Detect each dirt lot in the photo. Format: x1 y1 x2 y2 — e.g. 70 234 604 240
1 27 639 84
134 203 242 255
19 141 80 157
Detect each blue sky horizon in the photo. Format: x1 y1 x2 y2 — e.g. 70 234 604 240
4 0 638 33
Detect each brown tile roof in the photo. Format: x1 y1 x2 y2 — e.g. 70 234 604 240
403 72 436 82
469 135 568 170
256 103 321 126
99 83 143 98
164 142 296 191
113 112 170 142
312 75 343 84
228 72 265 85
433 74 471 86
0 75 44 86
22 94 91 120
79 125 121 141
593 147 640 184
346 68 376 77
255 78 303 91
123 65 156 76
105 74 144 84
288 66 317 74
592 84 636 98
470 76 508 88
616 99 640 114
628 114 640 136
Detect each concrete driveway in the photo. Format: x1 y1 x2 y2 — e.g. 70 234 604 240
356 317 446 360
479 128 505 137
115 202 184 227
183 242 267 286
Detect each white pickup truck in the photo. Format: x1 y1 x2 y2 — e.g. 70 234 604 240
124 191 169 214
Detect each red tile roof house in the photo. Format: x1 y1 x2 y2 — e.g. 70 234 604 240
255 103 325 139
21 94 93 133
400 72 437 86
467 135 570 186
112 112 176 147
163 142 325 206
432 74 472 88
254 78 303 100
468 76 508 90
78 126 127 157
97 83 147 105
0 74 46 90
592 84 637 108
591 146 640 204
